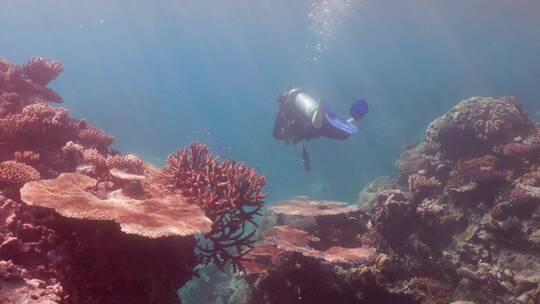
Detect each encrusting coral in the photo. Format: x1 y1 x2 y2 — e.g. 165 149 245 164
0 56 267 303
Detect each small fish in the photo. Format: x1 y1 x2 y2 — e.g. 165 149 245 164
302 145 311 172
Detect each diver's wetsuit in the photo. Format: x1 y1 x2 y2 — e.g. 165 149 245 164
273 89 350 145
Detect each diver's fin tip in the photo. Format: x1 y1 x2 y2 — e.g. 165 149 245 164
350 99 368 120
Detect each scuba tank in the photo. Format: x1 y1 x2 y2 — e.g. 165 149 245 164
282 88 324 129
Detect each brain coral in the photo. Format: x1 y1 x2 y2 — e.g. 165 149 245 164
426 96 531 157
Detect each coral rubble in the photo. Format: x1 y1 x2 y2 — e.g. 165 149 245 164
0 57 267 303
242 96 540 304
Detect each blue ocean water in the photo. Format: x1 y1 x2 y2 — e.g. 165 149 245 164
1 0 539 204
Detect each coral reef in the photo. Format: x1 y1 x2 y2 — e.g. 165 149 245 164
241 96 540 304
0 57 266 303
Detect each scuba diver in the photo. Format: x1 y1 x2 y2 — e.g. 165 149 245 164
273 88 368 171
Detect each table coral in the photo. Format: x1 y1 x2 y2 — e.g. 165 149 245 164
20 173 212 238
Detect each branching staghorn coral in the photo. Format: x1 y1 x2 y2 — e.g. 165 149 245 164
158 141 267 271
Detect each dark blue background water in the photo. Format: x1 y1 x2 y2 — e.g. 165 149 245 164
2 0 539 203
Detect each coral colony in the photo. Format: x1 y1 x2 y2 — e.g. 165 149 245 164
0 57 266 303
1 56 540 304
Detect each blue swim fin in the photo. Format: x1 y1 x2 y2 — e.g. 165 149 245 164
349 99 368 120
323 104 359 135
